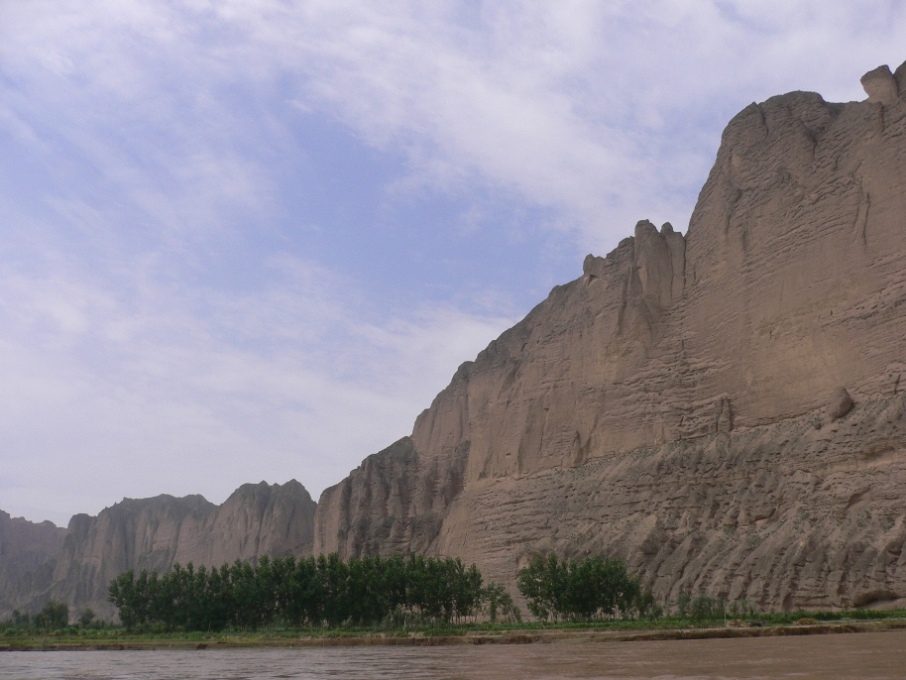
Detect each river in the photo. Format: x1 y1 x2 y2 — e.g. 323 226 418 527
3 630 905 679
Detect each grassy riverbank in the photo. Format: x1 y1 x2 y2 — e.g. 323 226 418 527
4 610 906 651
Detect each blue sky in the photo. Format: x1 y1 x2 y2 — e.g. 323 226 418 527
2 1 904 526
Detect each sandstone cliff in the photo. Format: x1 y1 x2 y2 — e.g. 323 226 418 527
1 480 316 620
314 62 906 610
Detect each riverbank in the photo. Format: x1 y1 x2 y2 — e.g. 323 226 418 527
4 616 906 651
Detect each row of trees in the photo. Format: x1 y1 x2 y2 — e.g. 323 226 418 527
107 551 647 630
4 600 74 629
108 554 502 631
516 553 651 621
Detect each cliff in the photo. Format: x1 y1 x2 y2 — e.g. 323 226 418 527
5 62 906 619
313 62 906 610
0 480 316 620
0 511 66 616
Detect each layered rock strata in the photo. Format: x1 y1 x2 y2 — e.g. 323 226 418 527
314 63 906 610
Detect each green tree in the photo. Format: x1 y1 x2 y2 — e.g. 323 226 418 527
34 599 69 629
108 552 489 632
481 582 521 623
452 561 483 623
517 553 644 622
517 553 564 621
108 570 139 628
78 607 96 628
315 553 350 627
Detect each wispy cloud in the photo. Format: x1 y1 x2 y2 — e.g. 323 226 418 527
176 0 906 250
5 1 904 250
0 251 515 524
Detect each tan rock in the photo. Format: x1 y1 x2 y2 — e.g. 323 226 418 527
827 387 854 421
894 60 906 96
314 63 906 611
861 65 899 105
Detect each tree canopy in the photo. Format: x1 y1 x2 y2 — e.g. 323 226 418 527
108 554 490 631
516 553 648 622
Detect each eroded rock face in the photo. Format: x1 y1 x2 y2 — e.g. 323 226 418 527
0 512 66 617
435 392 906 610
314 63 906 610
0 480 316 620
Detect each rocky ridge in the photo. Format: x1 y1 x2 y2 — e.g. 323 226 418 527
0 481 316 619
313 62 906 610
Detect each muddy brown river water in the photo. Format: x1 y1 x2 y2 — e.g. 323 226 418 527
2 630 905 679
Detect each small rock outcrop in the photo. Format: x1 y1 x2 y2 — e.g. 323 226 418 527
827 387 854 421
861 64 899 104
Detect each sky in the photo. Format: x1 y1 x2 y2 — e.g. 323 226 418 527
1 1 904 527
